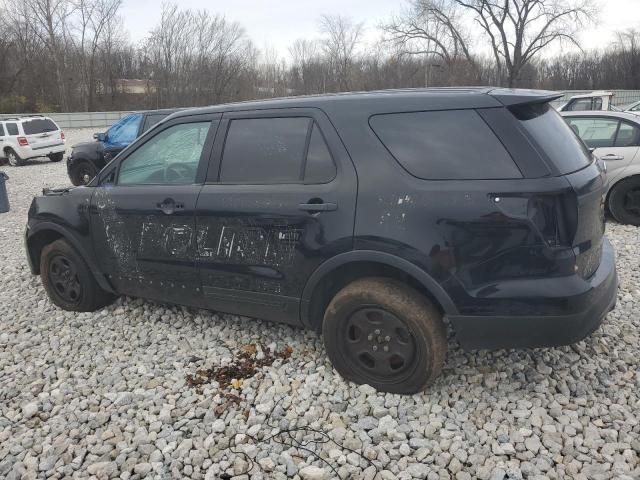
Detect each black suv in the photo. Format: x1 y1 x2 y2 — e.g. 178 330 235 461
26 88 618 394
67 109 180 186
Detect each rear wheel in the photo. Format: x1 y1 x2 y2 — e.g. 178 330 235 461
6 149 24 167
41 239 114 311
323 277 447 394
71 162 98 186
609 176 640 226
48 152 64 162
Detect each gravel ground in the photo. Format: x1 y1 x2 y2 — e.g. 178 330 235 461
0 128 639 480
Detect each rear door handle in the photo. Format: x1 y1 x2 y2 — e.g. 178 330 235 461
299 202 338 212
602 154 624 161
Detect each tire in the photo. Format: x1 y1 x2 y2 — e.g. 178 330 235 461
323 277 447 394
48 152 64 162
71 162 98 186
40 239 114 312
6 149 24 167
609 176 640 226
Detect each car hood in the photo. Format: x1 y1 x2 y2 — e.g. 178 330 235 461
72 141 104 152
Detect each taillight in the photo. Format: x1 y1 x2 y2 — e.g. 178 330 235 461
61 131 65 140
18 137 29 146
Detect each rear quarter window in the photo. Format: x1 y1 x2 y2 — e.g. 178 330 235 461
22 118 58 135
369 110 522 180
513 104 591 175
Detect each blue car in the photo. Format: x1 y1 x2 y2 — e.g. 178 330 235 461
67 109 180 185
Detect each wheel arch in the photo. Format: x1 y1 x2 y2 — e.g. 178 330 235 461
27 223 115 294
300 250 458 331
607 171 640 205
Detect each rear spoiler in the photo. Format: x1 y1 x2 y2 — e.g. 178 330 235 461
488 88 564 107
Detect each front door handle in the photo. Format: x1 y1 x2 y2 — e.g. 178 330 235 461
601 154 624 161
157 198 184 215
299 201 338 213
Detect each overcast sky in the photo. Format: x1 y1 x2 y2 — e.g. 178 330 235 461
120 0 640 58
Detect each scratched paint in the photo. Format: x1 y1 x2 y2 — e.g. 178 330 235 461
198 223 302 267
94 187 138 273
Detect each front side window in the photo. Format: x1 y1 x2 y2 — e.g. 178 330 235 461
565 117 620 149
118 122 211 186
219 117 334 184
107 114 143 147
6 123 18 136
370 110 522 180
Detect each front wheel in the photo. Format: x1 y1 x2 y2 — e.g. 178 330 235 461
41 239 114 311
609 176 640 226
6 149 24 167
70 162 98 186
49 152 64 162
323 277 447 394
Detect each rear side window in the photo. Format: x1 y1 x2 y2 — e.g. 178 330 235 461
0 124 5 137
22 118 58 135
6 123 18 136
513 104 591 174
615 122 640 147
220 117 334 184
370 110 522 180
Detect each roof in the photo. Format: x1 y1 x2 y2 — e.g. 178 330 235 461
561 111 640 123
167 87 561 119
569 91 614 99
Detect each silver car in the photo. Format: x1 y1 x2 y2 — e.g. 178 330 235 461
562 111 640 225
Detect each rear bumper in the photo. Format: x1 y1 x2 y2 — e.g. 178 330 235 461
19 143 66 160
449 238 618 350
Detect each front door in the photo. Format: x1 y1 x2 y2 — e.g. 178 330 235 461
90 114 219 307
195 109 357 325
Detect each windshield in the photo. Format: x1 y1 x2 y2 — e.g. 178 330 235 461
106 114 142 147
511 103 592 175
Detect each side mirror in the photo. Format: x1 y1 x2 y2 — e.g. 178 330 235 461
94 132 106 142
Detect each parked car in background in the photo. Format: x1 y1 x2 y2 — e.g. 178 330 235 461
27 88 617 393
67 109 180 186
623 100 640 114
0 116 66 166
563 111 640 225
558 91 621 112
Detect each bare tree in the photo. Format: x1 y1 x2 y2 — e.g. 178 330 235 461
383 0 476 75
74 0 122 110
16 0 75 110
319 15 364 91
453 0 596 86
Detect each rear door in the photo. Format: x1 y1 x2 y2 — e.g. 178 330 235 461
21 118 63 152
565 116 639 184
195 108 357 325
90 113 219 307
